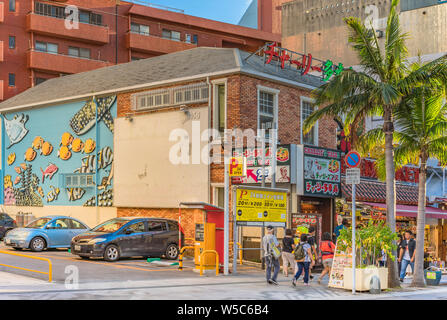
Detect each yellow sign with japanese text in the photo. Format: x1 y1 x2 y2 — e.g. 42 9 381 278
229 157 246 177
236 188 287 222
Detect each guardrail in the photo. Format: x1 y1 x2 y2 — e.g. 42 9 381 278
178 246 194 271
0 250 52 282
199 250 219 276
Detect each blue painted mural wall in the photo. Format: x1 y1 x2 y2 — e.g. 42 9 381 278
2 96 116 207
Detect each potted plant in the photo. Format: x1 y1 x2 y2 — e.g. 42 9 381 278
337 220 398 291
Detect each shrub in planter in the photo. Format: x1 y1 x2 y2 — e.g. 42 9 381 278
337 220 398 290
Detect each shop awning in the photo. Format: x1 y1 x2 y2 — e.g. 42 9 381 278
362 202 447 219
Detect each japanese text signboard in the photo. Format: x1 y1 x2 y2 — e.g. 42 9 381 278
263 42 346 82
303 146 341 197
236 188 287 223
232 145 293 184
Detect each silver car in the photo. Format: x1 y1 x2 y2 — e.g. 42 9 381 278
4 215 89 252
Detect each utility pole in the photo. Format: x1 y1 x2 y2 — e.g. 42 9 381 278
224 130 230 275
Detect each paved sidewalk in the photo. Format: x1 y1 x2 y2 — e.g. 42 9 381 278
1 270 447 300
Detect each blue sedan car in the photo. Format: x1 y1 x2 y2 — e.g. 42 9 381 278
4 215 89 252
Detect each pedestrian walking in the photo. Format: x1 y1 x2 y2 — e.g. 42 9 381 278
262 225 281 285
281 229 296 277
398 230 416 282
292 234 314 286
397 234 403 274
378 249 387 267
307 226 318 281
318 232 336 284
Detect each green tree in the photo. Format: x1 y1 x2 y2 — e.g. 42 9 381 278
303 0 447 287
359 76 447 287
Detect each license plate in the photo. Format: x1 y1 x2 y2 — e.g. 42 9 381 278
5 239 11 244
74 245 81 251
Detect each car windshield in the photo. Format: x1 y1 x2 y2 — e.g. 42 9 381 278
26 218 51 229
91 219 130 233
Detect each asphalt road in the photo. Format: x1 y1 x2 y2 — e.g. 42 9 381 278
0 242 259 284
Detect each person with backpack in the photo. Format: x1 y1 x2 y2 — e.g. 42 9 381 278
281 229 296 277
262 225 281 285
306 226 318 281
292 234 314 286
317 232 336 284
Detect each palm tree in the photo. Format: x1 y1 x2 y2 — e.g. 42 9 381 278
303 0 447 287
359 76 447 287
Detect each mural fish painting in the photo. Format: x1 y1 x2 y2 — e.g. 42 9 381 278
83 138 96 154
37 186 44 198
47 186 60 203
14 176 21 185
84 189 113 207
58 146 72 160
71 138 84 153
60 132 74 147
67 188 85 201
7 153 16 166
97 147 113 170
32 136 44 150
24 148 37 161
98 165 114 190
40 163 58 183
4 175 13 189
41 141 53 156
20 163 27 170
75 155 96 173
69 95 116 135
14 166 22 174
4 114 29 149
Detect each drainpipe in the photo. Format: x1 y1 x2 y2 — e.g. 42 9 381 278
94 95 99 225
116 3 119 64
207 76 211 203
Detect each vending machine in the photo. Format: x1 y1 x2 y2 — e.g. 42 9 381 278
194 222 216 271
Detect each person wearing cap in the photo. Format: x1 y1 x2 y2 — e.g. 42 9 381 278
262 225 281 285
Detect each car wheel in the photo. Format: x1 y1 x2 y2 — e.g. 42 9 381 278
104 244 120 262
165 244 179 260
30 237 46 252
80 256 90 260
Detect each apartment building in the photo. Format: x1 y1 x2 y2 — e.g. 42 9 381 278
0 0 281 101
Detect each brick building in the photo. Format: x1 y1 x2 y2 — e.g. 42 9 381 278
0 47 339 249
0 0 280 101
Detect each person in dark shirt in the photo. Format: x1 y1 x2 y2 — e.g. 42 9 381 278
307 226 317 281
281 229 296 277
334 218 349 240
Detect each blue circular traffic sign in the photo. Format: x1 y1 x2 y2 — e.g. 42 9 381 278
345 151 361 168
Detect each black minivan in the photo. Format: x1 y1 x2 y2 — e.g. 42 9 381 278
0 213 17 240
70 217 183 262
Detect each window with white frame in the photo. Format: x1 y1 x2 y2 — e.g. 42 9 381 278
301 98 318 146
257 87 278 139
214 186 224 208
213 82 226 134
131 22 150 36
133 83 209 111
64 173 95 188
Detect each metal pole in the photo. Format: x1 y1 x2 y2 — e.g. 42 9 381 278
224 131 230 275
352 183 356 295
271 127 277 189
233 186 238 275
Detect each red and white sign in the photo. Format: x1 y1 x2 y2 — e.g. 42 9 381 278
344 151 362 168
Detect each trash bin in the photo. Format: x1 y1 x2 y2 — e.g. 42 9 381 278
424 268 442 286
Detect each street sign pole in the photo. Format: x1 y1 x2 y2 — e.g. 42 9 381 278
352 183 356 295
224 131 230 276
232 187 238 275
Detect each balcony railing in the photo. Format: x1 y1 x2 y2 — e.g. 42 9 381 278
27 49 112 74
26 13 109 45
127 31 196 55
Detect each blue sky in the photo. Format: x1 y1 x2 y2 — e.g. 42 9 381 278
129 0 253 24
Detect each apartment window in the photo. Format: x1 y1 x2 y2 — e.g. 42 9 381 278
68 46 91 59
214 187 224 208
35 2 64 18
131 23 150 36
257 87 279 139
9 36 15 49
35 41 58 54
162 29 181 41
90 13 102 26
9 0 15 12
131 56 142 61
192 35 198 44
301 98 318 146
185 34 198 44
214 83 226 134
8 74 15 87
